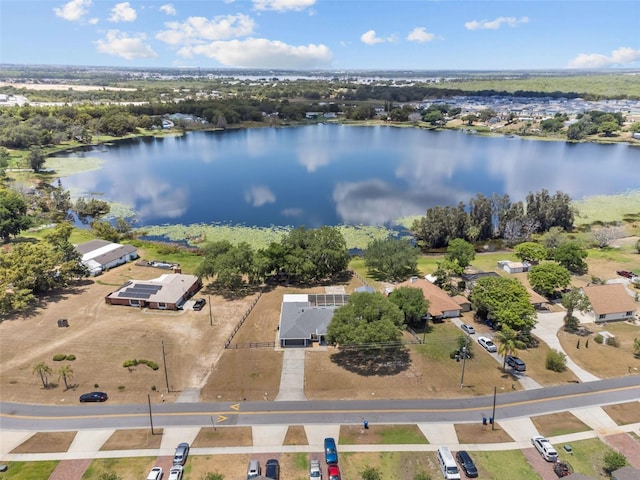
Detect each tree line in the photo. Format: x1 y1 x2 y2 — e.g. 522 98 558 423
411 190 574 250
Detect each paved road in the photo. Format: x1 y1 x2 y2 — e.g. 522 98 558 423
2 376 638 431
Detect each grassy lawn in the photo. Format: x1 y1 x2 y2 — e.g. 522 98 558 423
557 437 613 479
455 423 513 443
573 190 640 226
339 425 428 445
518 337 580 386
338 451 441 480
531 412 590 437
558 322 640 378
472 449 542 479
0 461 59 480
283 425 309 445
82 457 157 480
192 426 253 447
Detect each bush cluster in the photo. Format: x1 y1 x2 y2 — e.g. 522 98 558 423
53 354 76 361
545 349 567 372
122 359 160 370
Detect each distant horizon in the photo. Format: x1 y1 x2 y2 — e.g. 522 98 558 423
1 1 639 71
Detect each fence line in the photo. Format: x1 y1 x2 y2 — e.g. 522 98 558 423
226 341 276 349
405 326 424 344
224 289 264 349
350 269 376 292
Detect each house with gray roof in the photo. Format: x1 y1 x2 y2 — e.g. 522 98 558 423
612 466 640 480
75 239 138 276
105 273 201 310
278 294 348 347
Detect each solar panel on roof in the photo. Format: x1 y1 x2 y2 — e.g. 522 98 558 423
134 284 162 291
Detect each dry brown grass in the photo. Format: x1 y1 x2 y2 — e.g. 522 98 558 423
558 321 640 378
11 432 76 453
518 337 580 386
100 429 163 450
603 401 640 425
191 427 253 447
283 425 308 445
531 412 590 437
455 423 513 444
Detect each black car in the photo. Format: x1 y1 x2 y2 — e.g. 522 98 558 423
193 298 206 311
79 391 108 403
506 355 526 372
456 450 478 478
265 459 280 480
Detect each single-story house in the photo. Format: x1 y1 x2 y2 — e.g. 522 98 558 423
75 239 138 276
498 260 531 274
105 273 201 310
453 295 472 312
528 289 549 309
581 283 638 322
278 294 349 347
612 466 640 480
394 277 461 320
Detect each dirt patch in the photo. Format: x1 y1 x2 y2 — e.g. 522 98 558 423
603 401 640 425
455 423 513 444
339 424 427 445
49 459 92 480
283 425 308 445
191 427 252 447
0 258 259 405
100 429 163 451
531 412 590 437
11 431 76 453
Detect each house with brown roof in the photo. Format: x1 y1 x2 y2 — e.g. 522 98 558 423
395 277 461 320
105 273 201 310
581 283 638 322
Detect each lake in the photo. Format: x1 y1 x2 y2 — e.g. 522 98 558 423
56 125 640 228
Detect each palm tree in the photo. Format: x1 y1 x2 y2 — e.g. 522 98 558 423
33 362 53 388
495 326 526 372
58 364 74 390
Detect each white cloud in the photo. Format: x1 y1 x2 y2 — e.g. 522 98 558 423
244 185 276 207
465 16 529 30
108 2 136 22
160 4 176 16
95 30 157 60
156 14 255 45
360 30 388 45
253 0 315 12
89 17 99 25
179 38 332 69
53 0 91 22
407 27 435 43
567 47 640 68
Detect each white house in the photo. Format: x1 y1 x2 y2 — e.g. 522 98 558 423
498 260 531 274
581 284 637 322
76 239 138 276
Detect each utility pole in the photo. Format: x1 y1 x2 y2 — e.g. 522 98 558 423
147 394 155 435
161 340 169 393
459 345 467 389
209 295 213 327
491 386 497 431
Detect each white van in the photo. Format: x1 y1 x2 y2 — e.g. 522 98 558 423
437 446 461 480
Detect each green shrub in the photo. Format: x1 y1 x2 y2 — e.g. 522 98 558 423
603 450 627 473
413 473 432 480
118 385 125 391
606 336 620 348
361 467 382 480
94 383 100 388
123 359 138 368
594 334 604 344
123 359 159 370
53 354 67 361
66 354 76 361
545 349 567 372
202 473 224 480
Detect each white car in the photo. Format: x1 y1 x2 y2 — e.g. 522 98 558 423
477 336 497 353
168 466 183 480
309 459 322 480
460 323 475 334
532 436 559 462
146 467 163 480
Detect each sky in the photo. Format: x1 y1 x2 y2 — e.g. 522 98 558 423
1 0 639 71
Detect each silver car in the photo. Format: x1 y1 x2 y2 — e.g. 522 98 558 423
477 336 497 353
309 459 322 480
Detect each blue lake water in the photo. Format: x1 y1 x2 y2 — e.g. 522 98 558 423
56 125 640 228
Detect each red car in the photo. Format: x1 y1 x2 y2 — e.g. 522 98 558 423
617 270 636 279
327 465 341 480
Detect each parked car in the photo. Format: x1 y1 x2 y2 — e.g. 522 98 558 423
554 461 573 477
616 270 636 279
167 466 183 480
309 459 322 480
247 459 261 479
265 459 280 480
455 450 478 478
79 391 108 403
506 355 526 372
173 442 189 466
327 465 341 480
477 336 497 353
532 436 558 462
193 298 206 311
324 437 338 465
146 467 163 480
460 323 476 335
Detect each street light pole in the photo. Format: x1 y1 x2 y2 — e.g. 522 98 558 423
459 346 467 389
208 295 213 326
491 385 497 431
